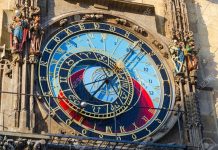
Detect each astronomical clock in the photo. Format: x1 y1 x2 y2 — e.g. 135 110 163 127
0 0 203 148
38 20 176 141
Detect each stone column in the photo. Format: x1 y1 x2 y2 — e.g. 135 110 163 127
30 0 37 7
29 55 37 132
0 59 14 130
19 57 28 130
12 53 21 128
0 61 4 130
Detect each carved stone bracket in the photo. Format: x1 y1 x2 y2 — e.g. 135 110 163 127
152 40 164 50
0 59 13 78
12 53 21 66
29 55 38 64
29 6 40 18
60 19 68 27
0 44 6 60
82 14 104 21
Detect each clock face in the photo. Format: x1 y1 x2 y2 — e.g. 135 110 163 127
39 22 174 141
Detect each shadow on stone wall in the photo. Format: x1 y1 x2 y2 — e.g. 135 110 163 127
155 15 166 36
64 0 155 15
33 0 56 134
187 1 218 143
38 0 55 25
1 10 13 48
34 101 49 133
194 3 218 84
207 0 218 4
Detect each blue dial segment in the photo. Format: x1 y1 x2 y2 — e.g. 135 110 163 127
83 66 119 103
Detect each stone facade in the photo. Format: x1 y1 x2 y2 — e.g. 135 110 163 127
0 0 218 149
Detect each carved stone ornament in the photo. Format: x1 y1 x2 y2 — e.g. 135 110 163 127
29 54 38 64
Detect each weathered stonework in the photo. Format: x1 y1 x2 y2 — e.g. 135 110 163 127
0 0 217 149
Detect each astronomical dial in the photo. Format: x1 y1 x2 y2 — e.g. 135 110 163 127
39 22 174 141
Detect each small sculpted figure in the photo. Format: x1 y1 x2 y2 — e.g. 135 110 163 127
10 10 28 53
29 15 43 55
169 30 198 73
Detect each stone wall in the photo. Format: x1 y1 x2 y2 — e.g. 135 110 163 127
0 0 218 146
186 0 218 143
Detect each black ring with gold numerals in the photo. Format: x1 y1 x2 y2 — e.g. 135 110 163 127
58 51 134 119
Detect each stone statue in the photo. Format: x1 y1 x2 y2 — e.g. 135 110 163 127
29 15 43 55
9 10 28 53
187 54 198 72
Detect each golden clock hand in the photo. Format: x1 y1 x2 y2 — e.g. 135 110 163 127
83 76 109 86
90 75 115 98
122 41 139 62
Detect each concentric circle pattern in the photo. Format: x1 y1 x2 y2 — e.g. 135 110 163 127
38 22 174 141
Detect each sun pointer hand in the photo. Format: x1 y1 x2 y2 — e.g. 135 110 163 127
90 74 116 97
